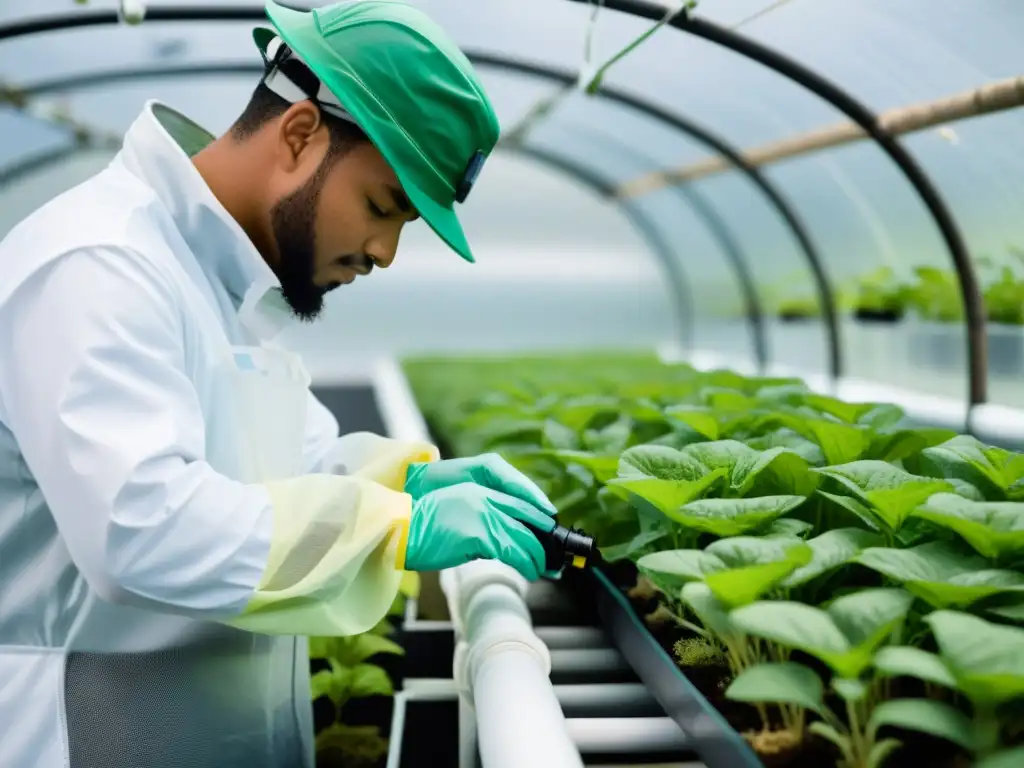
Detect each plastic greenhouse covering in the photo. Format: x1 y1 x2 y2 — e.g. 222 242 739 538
3 3 1024 768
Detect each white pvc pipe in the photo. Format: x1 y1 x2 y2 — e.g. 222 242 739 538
442 562 585 768
474 650 583 767
373 359 584 768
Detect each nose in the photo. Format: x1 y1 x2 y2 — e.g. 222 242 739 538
365 229 402 270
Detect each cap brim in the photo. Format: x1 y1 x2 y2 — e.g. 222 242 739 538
401 181 475 263
255 0 476 264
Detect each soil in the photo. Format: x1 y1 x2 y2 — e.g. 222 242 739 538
602 560 975 768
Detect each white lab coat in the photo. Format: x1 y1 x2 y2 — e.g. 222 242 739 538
0 101 437 768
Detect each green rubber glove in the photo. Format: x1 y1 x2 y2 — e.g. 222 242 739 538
405 454 558 516
403 482 558 580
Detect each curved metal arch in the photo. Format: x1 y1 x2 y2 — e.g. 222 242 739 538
583 0 988 417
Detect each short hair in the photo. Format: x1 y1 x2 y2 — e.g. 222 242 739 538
230 61 369 162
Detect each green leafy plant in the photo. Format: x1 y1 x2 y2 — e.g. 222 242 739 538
404 352 1024 767
309 572 419 766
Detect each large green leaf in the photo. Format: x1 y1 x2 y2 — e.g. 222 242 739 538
702 536 812 607
636 548 726 594
926 610 1024 705
873 646 958 689
549 450 622 483
542 419 580 450
868 427 958 463
605 471 727 517
729 588 914 679
681 440 817 496
781 528 884 589
759 411 874 465
309 633 405 665
349 663 395 698
856 541 1024 609
911 493 1024 561
599 529 669 563
663 405 722 440
617 445 708 480
549 396 620 432
816 490 883 532
867 699 976 752
637 537 811 607
802 394 878 424
671 495 807 537
744 428 825 465
815 461 953 532
311 659 358 707
917 435 1024 501
583 417 633 454
724 661 825 714
763 518 815 539
975 747 1024 768
986 602 1024 624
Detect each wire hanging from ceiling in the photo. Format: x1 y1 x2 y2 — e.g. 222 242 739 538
500 0 695 148
729 0 796 30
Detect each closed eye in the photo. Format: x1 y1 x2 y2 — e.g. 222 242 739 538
367 198 386 218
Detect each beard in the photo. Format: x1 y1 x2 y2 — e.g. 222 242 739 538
268 158 376 323
269 162 331 322
269 155 374 322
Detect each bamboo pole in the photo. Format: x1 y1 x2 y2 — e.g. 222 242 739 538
614 74 1024 198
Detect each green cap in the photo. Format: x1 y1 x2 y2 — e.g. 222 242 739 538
253 0 500 263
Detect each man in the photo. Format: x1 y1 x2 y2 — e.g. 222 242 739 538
0 2 559 766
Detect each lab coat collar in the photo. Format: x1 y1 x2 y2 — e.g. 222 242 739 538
118 100 294 341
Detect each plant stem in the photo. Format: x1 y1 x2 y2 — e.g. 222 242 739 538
845 695 869 768
973 704 1002 757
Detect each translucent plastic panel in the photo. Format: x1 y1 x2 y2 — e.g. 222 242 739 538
0 107 73 170
900 110 1024 410
763 140 967 403
525 116 755 364
690 172 827 376
541 89 716 172
700 0 1024 112
593 12 845 147
0 149 116 239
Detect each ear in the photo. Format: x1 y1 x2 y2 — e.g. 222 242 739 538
275 101 329 173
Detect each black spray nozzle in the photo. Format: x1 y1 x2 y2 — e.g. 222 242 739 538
523 521 599 572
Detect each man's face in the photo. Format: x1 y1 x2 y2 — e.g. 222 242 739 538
266 106 419 321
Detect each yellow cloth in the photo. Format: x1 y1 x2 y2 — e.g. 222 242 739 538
225 437 438 636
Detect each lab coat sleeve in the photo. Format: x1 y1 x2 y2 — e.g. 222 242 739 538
302 392 439 489
0 246 412 636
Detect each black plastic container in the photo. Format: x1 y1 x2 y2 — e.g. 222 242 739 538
569 567 766 768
